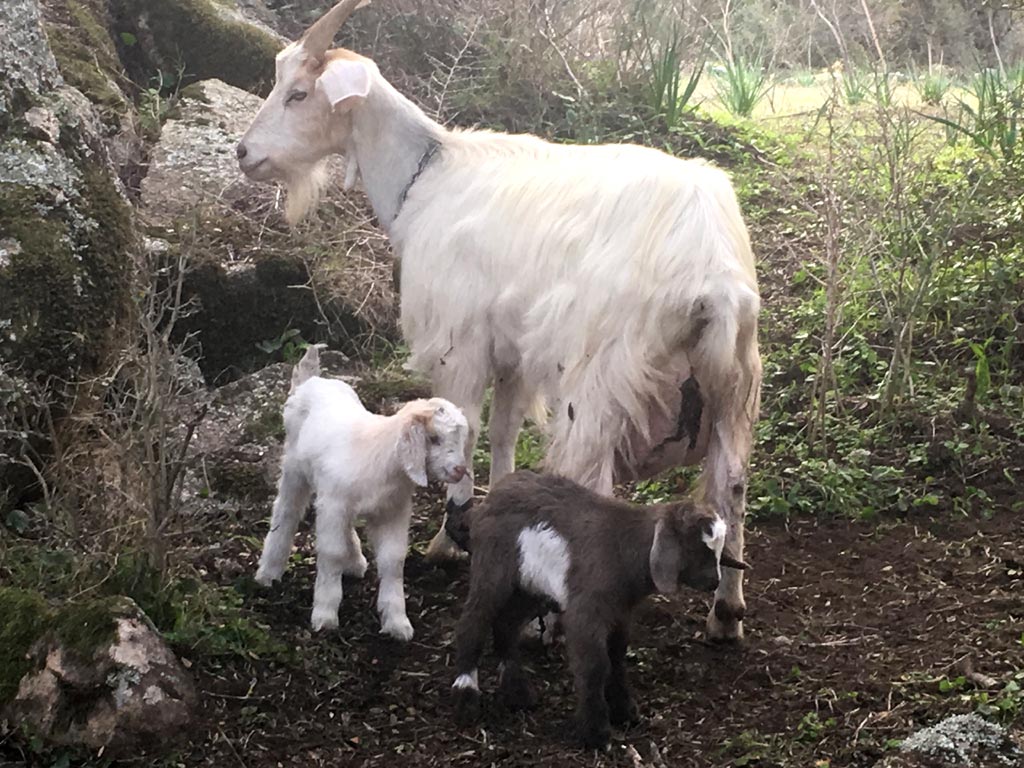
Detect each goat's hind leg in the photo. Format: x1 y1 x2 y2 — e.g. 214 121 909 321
564 603 612 749
310 497 357 632
256 464 311 586
426 371 486 562
605 623 639 727
494 592 539 711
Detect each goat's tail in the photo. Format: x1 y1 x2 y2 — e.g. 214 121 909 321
290 343 326 393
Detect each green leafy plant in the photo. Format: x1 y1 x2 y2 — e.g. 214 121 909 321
256 328 309 364
713 54 772 117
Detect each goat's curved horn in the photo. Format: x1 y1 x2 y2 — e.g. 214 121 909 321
719 552 749 570
301 0 370 59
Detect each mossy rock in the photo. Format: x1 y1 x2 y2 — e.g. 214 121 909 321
0 587 49 705
41 0 128 124
0 158 133 382
110 0 282 96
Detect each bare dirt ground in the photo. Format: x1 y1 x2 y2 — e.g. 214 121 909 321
182 498 1023 768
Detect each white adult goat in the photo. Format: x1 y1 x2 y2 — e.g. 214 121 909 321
255 346 470 640
237 0 762 641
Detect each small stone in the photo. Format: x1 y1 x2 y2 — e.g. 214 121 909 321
772 635 794 646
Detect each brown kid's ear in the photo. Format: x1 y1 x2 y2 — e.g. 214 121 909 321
719 550 749 570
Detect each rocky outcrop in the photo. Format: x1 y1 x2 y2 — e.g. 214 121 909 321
4 594 196 755
140 77 393 383
876 713 1024 767
0 0 136 514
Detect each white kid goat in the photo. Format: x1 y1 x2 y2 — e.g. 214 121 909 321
237 0 762 641
255 345 469 640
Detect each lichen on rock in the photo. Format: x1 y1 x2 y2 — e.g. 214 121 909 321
4 595 196 755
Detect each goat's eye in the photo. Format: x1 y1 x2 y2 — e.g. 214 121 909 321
287 91 307 104
429 435 441 446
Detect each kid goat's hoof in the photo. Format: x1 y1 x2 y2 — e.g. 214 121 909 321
453 683 481 726
381 616 414 641
498 670 537 711
607 696 640 727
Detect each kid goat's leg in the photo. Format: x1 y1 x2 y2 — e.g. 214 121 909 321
605 623 638 726
564 604 612 749
493 592 539 710
256 463 311 586
310 496 356 632
453 558 515 724
368 501 415 641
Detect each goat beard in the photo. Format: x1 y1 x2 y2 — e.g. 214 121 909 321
283 161 329 225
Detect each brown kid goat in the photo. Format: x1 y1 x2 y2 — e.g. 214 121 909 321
447 470 747 749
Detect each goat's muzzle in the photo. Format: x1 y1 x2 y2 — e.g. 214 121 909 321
235 142 248 160
446 465 468 483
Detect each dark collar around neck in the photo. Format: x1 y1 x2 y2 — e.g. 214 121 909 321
393 139 441 223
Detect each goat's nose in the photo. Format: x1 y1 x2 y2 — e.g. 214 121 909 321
450 465 467 482
235 143 247 160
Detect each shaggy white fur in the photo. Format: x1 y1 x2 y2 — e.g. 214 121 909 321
237 1 762 639
255 346 469 640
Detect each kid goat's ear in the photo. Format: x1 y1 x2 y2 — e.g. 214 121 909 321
650 518 682 594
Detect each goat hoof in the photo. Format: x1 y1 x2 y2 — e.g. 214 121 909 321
607 697 639 727
577 721 611 750
343 556 368 579
311 610 339 632
498 673 536 711
254 567 281 587
425 529 467 563
454 689 481 726
381 616 414 641
706 602 745 643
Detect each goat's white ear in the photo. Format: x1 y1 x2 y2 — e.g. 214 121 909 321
650 518 682 594
317 58 372 111
398 419 429 487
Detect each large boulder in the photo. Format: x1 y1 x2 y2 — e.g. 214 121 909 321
140 77 395 383
0 0 135 514
3 593 196 755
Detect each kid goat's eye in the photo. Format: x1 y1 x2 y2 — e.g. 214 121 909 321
429 435 441 446
287 91 307 104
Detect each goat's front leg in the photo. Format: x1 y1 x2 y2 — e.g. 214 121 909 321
605 623 639 727
426 378 484 562
452 558 516 725
564 605 612 749
255 464 311 586
368 503 414 641
310 498 356 631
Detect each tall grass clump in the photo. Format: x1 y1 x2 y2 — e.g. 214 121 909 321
916 69 952 105
625 10 704 129
713 54 771 117
931 65 1024 163
642 31 704 127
